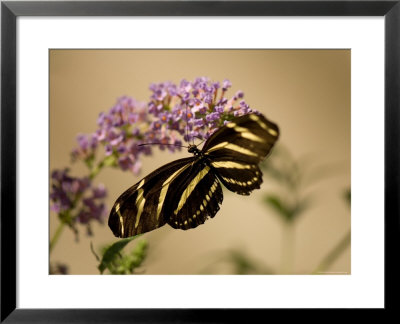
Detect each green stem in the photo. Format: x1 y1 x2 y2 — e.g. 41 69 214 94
50 156 111 253
280 221 295 274
312 230 351 274
89 156 113 179
89 160 104 179
49 221 65 253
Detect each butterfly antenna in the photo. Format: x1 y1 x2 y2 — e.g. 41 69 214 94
191 117 195 147
196 138 206 147
185 104 190 145
138 143 189 149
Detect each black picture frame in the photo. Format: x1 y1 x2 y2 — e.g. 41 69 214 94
1 0 399 322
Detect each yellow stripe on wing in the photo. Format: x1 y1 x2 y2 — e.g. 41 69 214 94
206 142 258 157
226 122 266 143
135 188 146 229
156 163 193 220
174 166 210 215
115 203 124 237
211 161 253 170
249 114 278 137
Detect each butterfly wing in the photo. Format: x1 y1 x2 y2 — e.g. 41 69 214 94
203 113 279 195
165 160 223 230
210 160 263 196
108 156 195 237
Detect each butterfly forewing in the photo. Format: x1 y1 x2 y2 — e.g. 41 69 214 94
202 113 279 164
108 157 195 237
166 160 223 230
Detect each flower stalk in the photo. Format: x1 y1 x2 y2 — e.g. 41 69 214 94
49 221 65 253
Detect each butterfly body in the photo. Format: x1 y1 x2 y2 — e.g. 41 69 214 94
109 113 279 238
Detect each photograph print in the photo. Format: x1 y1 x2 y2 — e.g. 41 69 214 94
49 49 350 275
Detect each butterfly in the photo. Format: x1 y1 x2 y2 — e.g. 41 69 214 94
108 113 279 238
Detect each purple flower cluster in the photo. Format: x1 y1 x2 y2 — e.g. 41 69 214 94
71 78 256 175
72 96 154 175
71 133 98 162
95 96 153 174
50 169 107 226
148 77 257 142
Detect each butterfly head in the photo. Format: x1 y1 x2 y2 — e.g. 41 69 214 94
188 144 201 156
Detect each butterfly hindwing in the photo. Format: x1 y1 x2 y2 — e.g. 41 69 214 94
210 159 263 195
108 157 195 237
166 160 223 230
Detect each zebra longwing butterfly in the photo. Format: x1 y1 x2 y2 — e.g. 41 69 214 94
108 113 279 238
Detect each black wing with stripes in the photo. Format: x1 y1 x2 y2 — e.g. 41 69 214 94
108 157 196 237
165 160 223 230
109 157 224 236
203 113 279 195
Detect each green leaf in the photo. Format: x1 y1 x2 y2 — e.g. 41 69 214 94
98 235 140 274
292 196 312 219
103 154 117 167
264 194 292 221
312 230 351 274
228 250 259 274
263 194 311 222
344 189 351 206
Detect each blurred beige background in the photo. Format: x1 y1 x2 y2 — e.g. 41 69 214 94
50 49 350 274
